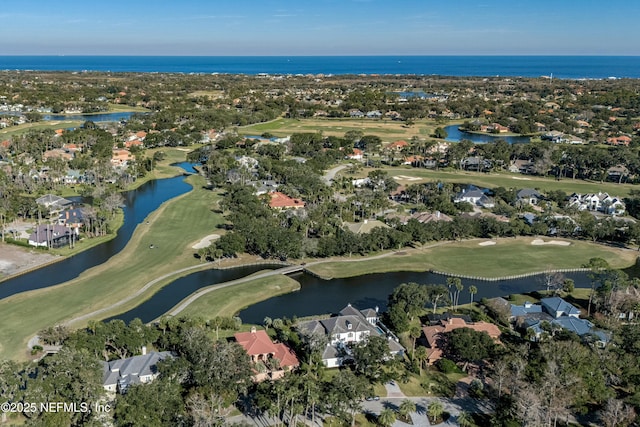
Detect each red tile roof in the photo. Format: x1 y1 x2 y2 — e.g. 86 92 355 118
421 318 501 364
234 329 299 369
268 191 305 209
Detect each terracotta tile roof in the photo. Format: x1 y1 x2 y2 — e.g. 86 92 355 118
234 330 299 369
421 318 501 364
235 330 278 357
388 140 408 149
268 191 305 209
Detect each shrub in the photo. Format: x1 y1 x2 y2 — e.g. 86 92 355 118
435 358 463 374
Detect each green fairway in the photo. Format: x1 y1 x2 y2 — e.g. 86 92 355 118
175 274 301 319
0 121 84 138
375 167 638 198
0 172 224 361
305 237 637 279
239 117 439 140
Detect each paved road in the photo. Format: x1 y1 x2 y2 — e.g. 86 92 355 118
322 164 349 185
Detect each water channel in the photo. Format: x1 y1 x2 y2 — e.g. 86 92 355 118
0 163 194 300
0 161 601 325
444 124 531 144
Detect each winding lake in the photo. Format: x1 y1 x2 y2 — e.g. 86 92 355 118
0 163 195 300
445 125 531 144
106 265 590 324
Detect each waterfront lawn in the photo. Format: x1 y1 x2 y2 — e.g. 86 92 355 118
305 237 636 279
0 173 224 361
175 274 301 319
377 167 638 198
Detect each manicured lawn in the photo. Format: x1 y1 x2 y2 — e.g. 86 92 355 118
0 172 224 361
176 274 301 319
377 167 638 198
239 117 439 140
0 121 84 137
306 237 636 279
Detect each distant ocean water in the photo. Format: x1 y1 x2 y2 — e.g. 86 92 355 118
0 56 639 79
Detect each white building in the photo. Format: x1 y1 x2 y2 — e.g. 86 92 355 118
297 304 403 368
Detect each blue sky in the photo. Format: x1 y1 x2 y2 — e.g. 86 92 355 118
1 0 638 55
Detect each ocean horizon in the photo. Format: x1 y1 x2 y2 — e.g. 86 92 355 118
0 55 639 79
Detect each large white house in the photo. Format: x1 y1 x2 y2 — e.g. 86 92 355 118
568 192 625 215
297 304 404 368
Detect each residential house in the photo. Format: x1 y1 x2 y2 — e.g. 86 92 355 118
297 304 404 368
568 192 626 215
35 194 73 214
454 187 494 208
250 180 279 195
268 191 305 210
366 110 383 119
421 317 501 365
387 140 408 151
606 135 632 146
511 297 610 346
234 328 300 381
346 148 364 160
111 149 134 168
349 109 364 118
509 159 535 175
102 350 173 393
345 219 389 234
28 224 75 248
43 148 73 161
58 207 86 229
516 188 543 206
64 169 83 185
410 211 453 224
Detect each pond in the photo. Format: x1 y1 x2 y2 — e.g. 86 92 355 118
106 264 590 325
444 125 531 144
42 111 141 123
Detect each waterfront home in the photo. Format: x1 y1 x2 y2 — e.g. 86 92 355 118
102 349 173 394
421 317 501 365
35 194 73 214
234 328 299 382
297 304 404 368
28 224 75 248
510 297 610 346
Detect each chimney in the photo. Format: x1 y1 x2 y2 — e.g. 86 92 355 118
375 306 379 313
141 346 147 355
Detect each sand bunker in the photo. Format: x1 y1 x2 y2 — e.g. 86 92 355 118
531 239 571 246
511 176 531 180
191 234 220 249
478 241 497 246
393 175 422 181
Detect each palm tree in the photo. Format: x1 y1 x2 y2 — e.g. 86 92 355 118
377 408 396 427
409 326 422 356
457 410 474 427
427 401 444 423
398 399 416 421
469 285 478 305
414 346 428 375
